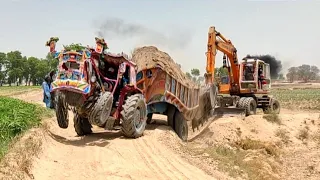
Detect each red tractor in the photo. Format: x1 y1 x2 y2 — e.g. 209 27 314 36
46 37 147 138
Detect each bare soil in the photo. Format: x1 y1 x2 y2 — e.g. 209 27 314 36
1 91 220 180
2 90 320 180
180 109 320 180
1 47 320 179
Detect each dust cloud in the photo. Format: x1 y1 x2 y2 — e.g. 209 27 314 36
93 17 193 51
245 54 282 79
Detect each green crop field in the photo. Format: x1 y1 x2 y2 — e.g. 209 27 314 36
0 96 52 159
272 88 320 110
0 86 41 96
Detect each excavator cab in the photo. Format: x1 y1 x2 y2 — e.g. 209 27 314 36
239 58 271 93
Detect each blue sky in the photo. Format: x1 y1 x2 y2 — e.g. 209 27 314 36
0 0 319 74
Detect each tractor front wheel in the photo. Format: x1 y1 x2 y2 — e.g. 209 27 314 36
55 92 69 129
121 94 147 138
88 91 113 127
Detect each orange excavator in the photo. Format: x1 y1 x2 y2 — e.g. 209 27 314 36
204 26 280 116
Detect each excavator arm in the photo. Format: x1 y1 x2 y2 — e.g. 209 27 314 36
205 26 240 93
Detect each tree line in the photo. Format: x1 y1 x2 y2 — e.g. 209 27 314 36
1 50 319 86
186 65 320 84
286 64 320 83
186 67 228 84
0 51 57 86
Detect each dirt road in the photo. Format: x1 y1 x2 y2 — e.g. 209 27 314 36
18 91 214 180
11 89 320 180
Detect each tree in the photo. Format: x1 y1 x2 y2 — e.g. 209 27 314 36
311 65 320 80
286 67 298 82
27 57 40 86
215 67 228 77
191 68 200 77
6 51 24 86
186 68 204 84
297 64 313 83
286 65 320 82
0 52 6 86
186 72 192 79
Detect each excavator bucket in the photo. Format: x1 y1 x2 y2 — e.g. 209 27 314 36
190 84 218 131
214 107 246 117
190 84 245 137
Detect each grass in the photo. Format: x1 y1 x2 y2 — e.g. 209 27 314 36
272 88 320 110
297 126 310 141
263 113 282 125
0 96 53 160
234 138 280 157
187 138 281 180
275 129 290 145
0 86 41 97
312 130 320 145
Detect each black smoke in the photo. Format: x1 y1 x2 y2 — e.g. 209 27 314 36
245 54 282 79
92 17 193 51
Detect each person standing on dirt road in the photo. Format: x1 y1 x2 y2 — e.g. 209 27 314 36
42 72 55 108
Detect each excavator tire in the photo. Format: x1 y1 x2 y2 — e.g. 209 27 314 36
55 92 69 129
74 112 92 136
263 99 280 114
243 97 257 116
121 94 147 138
88 91 113 127
236 97 247 108
232 95 240 106
174 110 188 141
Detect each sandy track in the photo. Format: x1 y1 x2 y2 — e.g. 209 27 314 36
16 91 213 180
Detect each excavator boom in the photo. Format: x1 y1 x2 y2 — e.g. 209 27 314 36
200 26 247 122
205 26 240 93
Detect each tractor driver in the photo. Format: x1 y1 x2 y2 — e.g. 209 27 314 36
244 64 254 81
258 64 264 89
106 67 117 80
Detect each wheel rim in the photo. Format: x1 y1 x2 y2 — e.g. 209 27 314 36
134 109 143 129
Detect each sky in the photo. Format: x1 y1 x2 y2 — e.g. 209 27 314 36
0 0 319 75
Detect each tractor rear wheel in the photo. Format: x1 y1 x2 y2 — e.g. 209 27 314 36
174 110 188 141
55 92 69 129
121 94 147 138
74 112 92 136
88 91 113 127
243 97 257 116
167 105 176 128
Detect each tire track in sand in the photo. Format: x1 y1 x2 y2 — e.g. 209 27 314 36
141 138 189 180
14 90 214 180
134 137 172 180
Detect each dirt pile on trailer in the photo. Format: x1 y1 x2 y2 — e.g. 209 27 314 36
131 46 216 140
131 46 197 88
